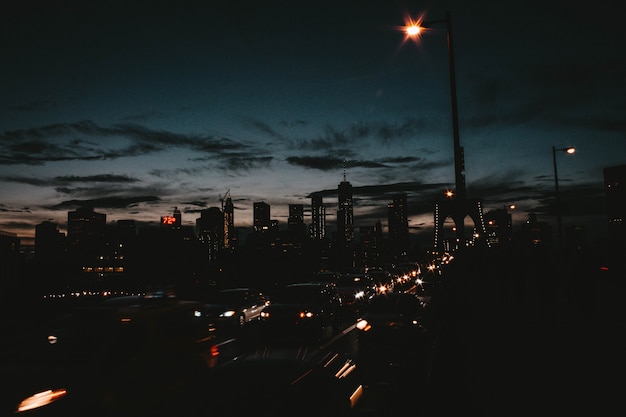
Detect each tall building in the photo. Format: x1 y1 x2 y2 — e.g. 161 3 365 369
94 219 138 279
67 206 106 258
0 230 21 284
337 172 354 245
311 194 326 240
484 207 512 246
222 192 236 248
337 166 354 268
387 193 410 260
253 201 271 232
516 212 552 248
196 207 224 261
360 221 384 267
35 220 66 263
288 203 306 238
173 206 182 228
604 164 626 245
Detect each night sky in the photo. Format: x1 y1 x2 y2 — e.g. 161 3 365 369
1 0 624 247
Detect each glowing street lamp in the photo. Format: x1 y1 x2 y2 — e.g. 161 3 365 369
552 146 576 249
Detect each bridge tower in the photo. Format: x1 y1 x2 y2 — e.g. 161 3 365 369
431 11 487 251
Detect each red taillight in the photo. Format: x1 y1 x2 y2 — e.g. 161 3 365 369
211 344 219 357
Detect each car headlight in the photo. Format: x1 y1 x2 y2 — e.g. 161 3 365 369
17 389 68 413
299 311 314 318
220 310 236 318
355 319 370 332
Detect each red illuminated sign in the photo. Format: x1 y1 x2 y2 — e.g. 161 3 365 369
161 216 177 225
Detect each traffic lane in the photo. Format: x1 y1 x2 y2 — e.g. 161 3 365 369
208 336 431 416
230 308 437 415
2 298 436 416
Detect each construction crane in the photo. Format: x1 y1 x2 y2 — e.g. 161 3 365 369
219 188 230 211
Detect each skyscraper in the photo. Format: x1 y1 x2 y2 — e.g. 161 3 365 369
67 206 106 258
311 193 326 240
253 201 271 232
288 203 306 238
337 174 354 246
222 191 235 248
337 165 354 268
387 193 410 260
196 207 224 261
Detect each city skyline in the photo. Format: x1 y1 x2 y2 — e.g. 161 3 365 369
2 1 624 247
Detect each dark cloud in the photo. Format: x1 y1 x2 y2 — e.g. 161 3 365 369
51 196 161 211
54 174 138 183
286 153 424 171
347 160 389 169
379 156 421 164
297 118 431 150
0 204 31 213
219 155 274 172
180 200 208 209
2 174 140 188
286 156 343 171
2 176 48 186
0 120 250 166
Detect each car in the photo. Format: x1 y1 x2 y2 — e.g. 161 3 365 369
366 267 395 294
356 292 430 359
3 294 231 416
200 287 269 330
335 272 376 311
355 292 433 392
259 282 342 342
201 345 366 415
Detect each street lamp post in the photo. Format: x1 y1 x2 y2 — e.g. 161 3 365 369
552 146 576 249
407 12 465 201
406 11 489 252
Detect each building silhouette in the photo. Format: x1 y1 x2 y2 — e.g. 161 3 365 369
222 191 236 249
484 207 513 246
604 164 626 247
253 201 271 232
137 209 205 287
360 220 384 268
336 167 354 269
288 203 306 239
35 220 66 263
161 206 182 229
310 193 326 240
515 212 552 248
67 206 106 260
387 193 410 261
0 230 21 286
196 207 224 261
